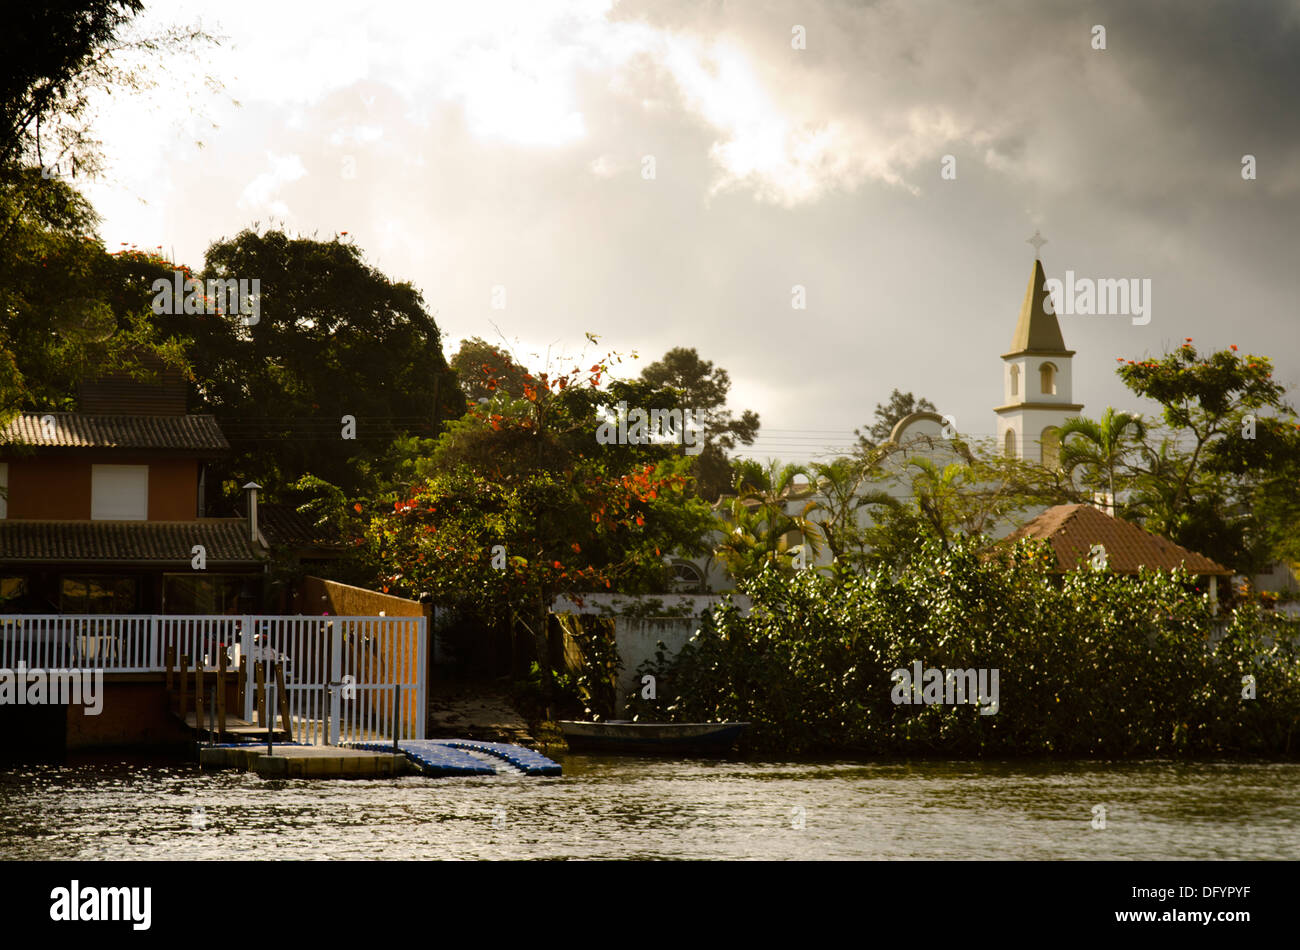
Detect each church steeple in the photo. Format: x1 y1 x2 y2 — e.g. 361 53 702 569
1005 258 1069 357
995 234 1083 465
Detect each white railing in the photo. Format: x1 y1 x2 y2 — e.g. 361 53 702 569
0 615 252 672
0 614 427 744
243 615 427 744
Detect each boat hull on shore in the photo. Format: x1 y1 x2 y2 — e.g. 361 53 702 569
559 720 748 755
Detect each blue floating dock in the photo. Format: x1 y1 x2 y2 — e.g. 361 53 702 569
351 740 496 776
429 739 562 776
348 739 561 777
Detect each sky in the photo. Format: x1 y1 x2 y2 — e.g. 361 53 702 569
78 0 1300 462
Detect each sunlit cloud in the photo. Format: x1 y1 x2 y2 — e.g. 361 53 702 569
238 151 308 215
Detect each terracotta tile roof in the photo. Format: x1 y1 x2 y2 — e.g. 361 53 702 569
1005 503 1230 575
0 520 264 564
1 412 228 453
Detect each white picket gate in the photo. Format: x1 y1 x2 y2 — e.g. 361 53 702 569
242 615 426 744
0 614 427 744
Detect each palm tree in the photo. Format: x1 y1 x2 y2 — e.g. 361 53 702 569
713 461 824 579
808 453 900 570
1058 408 1146 515
906 457 975 551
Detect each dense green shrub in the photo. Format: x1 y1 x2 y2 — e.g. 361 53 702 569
630 538 1300 756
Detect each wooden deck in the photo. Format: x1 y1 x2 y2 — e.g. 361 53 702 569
177 711 290 740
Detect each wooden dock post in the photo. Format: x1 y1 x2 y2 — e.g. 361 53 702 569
255 660 267 727
392 683 400 752
179 654 190 722
217 647 227 742
274 660 292 742
195 664 205 739
237 655 247 717
165 645 175 693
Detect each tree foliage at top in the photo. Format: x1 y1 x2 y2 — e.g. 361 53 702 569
146 229 464 503
638 346 760 501
0 170 185 426
449 336 535 403
1112 343 1300 574
0 1 143 168
857 388 937 448
0 1 220 179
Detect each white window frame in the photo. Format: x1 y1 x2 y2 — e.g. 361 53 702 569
91 464 149 521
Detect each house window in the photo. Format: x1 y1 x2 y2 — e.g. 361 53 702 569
91 464 149 520
1009 365 1019 398
1 576 26 607
163 574 249 615
60 575 138 614
1004 429 1016 458
1040 363 1058 396
667 559 706 593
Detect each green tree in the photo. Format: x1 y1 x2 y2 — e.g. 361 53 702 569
856 388 937 449
635 536 1300 757
1 2 218 178
860 438 1065 572
450 336 535 403
638 347 759 501
1117 343 1300 572
0 172 185 426
1 1 144 169
156 229 463 504
807 453 899 573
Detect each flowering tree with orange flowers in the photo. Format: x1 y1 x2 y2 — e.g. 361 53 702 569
1115 341 1300 574
363 348 714 710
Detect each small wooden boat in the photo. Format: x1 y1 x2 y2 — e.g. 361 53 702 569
558 720 748 754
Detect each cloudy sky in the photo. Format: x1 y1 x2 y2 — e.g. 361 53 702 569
81 0 1299 461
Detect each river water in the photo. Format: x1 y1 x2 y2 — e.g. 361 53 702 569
1 756 1296 860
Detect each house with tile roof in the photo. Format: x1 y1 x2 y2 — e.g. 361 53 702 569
1004 502 1231 609
0 367 269 614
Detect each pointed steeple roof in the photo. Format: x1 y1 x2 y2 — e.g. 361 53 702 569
1004 258 1072 357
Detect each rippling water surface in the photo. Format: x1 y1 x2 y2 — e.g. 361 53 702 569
1 756 1297 860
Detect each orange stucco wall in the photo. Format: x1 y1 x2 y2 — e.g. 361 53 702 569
5 457 92 518
297 575 426 618
147 458 198 520
1 455 197 520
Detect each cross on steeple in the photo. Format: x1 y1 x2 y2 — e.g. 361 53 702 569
1026 229 1048 258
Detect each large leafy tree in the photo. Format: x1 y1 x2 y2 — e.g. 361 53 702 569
1117 342 1300 573
637 536 1300 757
153 230 464 504
0 1 143 170
0 2 213 425
0 171 184 426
